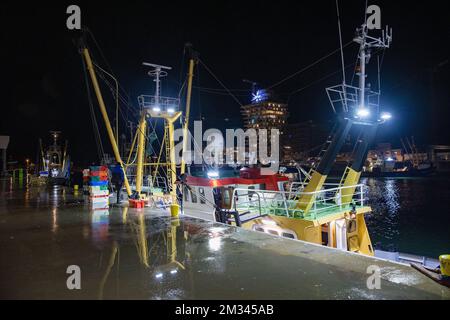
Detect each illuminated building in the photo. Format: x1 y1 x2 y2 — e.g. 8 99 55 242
241 89 288 132
240 89 288 165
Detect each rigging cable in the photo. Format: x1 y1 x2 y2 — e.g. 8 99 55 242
80 54 105 162
287 61 356 104
198 59 243 107
85 27 132 103
93 61 119 145
336 0 348 110
265 40 354 90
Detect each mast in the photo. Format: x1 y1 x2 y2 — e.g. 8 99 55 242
135 63 172 197
137 62 181 203
142 62 172 109
181 44 197 175
353 23 392 112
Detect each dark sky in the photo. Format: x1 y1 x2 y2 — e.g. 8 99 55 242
2 0 449 165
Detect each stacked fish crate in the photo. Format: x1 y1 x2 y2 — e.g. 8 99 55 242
82 169 90 195
89 166 109 210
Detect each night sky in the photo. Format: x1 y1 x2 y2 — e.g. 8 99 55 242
2 0 449 166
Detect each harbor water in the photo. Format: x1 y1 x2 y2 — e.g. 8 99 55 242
364 177 450 258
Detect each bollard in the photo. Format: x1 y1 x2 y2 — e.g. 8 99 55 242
170 204 180 218
439 254 450 277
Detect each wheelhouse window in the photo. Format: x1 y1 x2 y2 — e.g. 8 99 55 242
198 187 206 204
184 186 190 202
190 187 198 203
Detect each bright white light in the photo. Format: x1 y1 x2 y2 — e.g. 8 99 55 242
381 112 392 120
209 227 226 233
386 157 394 161
167 108 175 114
208 237 222 252
207 171 219 178
170 269 178 275
155 273 163 279
356 108 370 118
261 219 277 226
152 106 161 112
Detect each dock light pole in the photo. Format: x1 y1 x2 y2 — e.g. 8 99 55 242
81 47 132 197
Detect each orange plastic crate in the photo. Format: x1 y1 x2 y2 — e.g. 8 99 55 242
129 199 146 208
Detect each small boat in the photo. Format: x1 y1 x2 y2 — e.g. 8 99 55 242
362 162 435 178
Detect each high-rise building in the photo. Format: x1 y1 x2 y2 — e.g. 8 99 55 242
241 89 288 132
240 89 288 166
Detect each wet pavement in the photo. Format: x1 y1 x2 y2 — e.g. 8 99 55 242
1 182 449 300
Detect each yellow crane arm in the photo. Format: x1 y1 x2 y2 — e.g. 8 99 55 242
81 47 132 197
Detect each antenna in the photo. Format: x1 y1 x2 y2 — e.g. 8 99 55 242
242 79 258 96
142 62 172 106
353 23 392 111
326 10 393 124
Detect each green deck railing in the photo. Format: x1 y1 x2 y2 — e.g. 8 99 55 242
231 183 367 220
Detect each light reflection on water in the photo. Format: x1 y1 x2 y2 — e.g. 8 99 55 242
1 182 449 299
363 177 450 257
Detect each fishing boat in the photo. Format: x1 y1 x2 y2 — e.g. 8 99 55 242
79 13 450 276
38 131 70 185
173 16 395 259
79 15 394 258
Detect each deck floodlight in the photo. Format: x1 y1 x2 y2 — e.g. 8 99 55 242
356 108 370 118
152 106 161 112
207 171 219 178
381 112 392 120
167 107 175 114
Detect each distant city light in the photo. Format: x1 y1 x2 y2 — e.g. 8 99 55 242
167 107 175 114
170 269 177 275
155 273 163 279
381 112 392 120
152 106 161 112
356 108 370 118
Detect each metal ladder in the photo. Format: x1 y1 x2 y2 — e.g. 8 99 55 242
301 122 339 186
338 166 351 188
164 122 172 192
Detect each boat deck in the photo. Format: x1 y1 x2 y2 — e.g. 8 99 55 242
0 182 449 299
238 203 370 225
